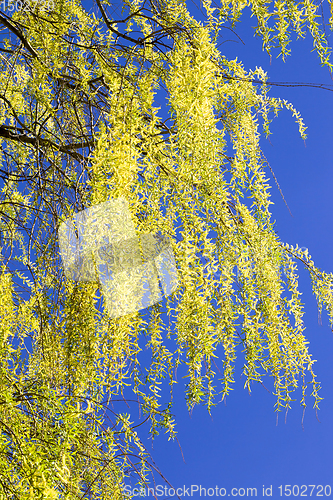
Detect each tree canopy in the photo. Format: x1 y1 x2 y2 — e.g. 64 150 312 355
0 0 332 497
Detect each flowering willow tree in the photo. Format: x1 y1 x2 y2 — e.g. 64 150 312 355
0 0 332 497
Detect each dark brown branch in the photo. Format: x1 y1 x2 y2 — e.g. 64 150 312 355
0 125 91 162
95 0 144 46
0 12 38 59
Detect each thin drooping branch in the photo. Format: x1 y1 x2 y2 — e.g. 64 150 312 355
95 0 145 46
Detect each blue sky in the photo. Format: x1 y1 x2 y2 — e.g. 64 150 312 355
93 1 333 498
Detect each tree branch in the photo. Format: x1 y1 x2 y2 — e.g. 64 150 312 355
0 125 91 162
95 0 144 46
0 12 38 59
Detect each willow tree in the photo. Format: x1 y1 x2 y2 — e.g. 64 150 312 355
0 0 332 497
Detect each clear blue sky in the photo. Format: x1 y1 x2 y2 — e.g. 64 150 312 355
91 1 333 498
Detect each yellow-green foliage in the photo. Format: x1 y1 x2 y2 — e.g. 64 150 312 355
0 0 332 496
